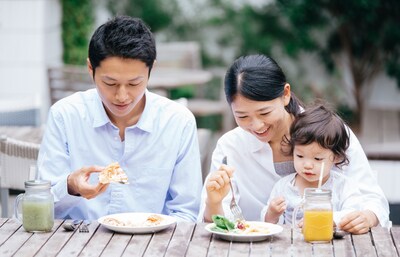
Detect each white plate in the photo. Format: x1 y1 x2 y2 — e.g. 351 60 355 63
205 221 283 242
98 212 176 234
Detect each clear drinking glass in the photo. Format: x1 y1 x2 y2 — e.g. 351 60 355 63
14 180 54 232
292 188 333 243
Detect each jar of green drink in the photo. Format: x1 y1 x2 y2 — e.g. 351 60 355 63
14 180 54 232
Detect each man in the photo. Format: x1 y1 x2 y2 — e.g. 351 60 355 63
39 16 202 221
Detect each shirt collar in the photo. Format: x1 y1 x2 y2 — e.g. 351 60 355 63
90 89 154 133
134 90 154 133
90 89 110 128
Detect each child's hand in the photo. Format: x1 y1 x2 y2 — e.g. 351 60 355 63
265 196 286 223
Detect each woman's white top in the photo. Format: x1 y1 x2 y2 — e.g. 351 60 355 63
199 126 390 227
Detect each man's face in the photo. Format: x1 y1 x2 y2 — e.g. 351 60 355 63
88 57 150 124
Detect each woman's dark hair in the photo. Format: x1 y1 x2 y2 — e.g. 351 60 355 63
224 54 304 116
286 103 350 168
88 15 156 77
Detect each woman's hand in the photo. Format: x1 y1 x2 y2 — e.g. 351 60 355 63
205 164 234 204
265 196 286 223
339 210 378 234
203 164 234 222
67 165 109 199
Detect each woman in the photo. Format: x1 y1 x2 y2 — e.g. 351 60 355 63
201 54 390 234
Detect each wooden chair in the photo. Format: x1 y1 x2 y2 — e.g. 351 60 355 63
0 136 40 217
47 65 93 105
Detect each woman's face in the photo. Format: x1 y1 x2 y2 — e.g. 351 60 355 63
230 85 291 143
88 57 149 125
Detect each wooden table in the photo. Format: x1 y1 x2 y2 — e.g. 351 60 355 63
0 219 398 257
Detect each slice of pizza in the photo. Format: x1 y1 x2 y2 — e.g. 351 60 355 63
99 162 129 184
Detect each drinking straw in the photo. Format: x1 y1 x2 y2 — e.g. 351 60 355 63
318 162 325 189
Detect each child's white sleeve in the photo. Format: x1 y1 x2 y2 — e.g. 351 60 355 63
260 180 284 223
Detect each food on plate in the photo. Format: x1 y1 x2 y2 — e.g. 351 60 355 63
211 215 270 235
102 214 164 227
103 217 125 226
145 214 163 225
99 162 128 184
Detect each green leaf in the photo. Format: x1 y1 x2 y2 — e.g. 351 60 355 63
211 215 235 231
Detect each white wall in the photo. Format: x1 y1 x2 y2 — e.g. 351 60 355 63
0 0 62 124
370 160 400 203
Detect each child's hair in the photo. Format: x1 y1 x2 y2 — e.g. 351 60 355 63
285 103 350 168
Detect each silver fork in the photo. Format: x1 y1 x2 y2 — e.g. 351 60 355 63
222 156 245 221
79 220 90 233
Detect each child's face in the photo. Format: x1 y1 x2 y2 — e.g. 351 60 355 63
89 57 150 124
293 142 337 186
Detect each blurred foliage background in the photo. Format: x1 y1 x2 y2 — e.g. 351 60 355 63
62 0 400 131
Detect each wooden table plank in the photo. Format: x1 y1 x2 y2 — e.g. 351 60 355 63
0 218 7 226
371 227 398 257
78 224 114 257
34 221 89 257
57 221 101 257
165 222 196 257
229 242 250 257
251 225 290 257
312 241 334 256
185 223 212 257
351 231 377 257
101 233 132 256
142 224 175 257
207 235 230 257
249 239 271 256
13 220 64 256
0 219 23 246
0 223 33 256
391 227 400 256
332 233 356 257
291 228 313 256
122 234 153 257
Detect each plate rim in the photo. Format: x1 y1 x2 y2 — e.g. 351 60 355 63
205 221 283 240
98 212 177 234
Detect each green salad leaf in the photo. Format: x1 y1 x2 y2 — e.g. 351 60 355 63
211 215 235 232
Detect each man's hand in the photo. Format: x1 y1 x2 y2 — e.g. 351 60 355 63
67 165 109 199
265 196 286 223
339 210 378 234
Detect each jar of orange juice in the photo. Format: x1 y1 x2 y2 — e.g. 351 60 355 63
293 188 333 243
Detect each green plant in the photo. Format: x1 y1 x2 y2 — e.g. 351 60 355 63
61 0 94 65
207 0 400 128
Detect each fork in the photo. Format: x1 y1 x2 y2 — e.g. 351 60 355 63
79 220 90 233
222 156 245 221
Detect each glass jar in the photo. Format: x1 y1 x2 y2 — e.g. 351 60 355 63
14 180 54 232
293 188 333 243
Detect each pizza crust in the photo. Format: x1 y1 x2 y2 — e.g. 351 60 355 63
99 162 129 184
